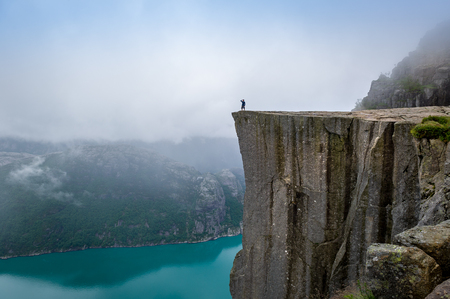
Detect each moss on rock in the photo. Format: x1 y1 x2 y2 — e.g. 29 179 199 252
411 116 450 142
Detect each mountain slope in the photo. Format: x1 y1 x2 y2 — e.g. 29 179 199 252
0 144 244 258
355 20 450 110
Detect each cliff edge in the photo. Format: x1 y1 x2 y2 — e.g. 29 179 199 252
230 107 450 298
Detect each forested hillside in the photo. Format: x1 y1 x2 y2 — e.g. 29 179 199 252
0 144 244 258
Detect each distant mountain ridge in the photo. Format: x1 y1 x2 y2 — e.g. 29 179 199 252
354 20 450 110
0 136 243 174
0 144 244 258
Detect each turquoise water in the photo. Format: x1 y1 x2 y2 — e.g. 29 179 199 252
0 235 242 299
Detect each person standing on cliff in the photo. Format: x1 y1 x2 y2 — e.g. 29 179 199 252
240 99 246 110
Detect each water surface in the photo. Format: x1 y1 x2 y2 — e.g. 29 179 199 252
0 235 242 299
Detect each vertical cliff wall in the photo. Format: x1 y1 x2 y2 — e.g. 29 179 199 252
230 107 450 298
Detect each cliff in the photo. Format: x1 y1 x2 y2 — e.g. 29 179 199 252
230 107 450 298
355 20 450 110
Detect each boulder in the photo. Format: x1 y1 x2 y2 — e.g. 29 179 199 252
425 278 450 299
366 243 442 299
393 220 450 276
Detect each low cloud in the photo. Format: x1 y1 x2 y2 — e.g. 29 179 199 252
7 156 74 201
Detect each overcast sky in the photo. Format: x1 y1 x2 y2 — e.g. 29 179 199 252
1 0 449 142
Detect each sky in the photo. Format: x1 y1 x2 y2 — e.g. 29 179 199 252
1 0 450 142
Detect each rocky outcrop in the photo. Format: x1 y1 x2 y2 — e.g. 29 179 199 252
194 173 227 235
230 107 450 298
393 220 450 276
216 169 245 204
355 20 450 110
365 244 441 299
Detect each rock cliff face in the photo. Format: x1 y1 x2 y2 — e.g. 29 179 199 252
356 20 450 110
230 107 450 298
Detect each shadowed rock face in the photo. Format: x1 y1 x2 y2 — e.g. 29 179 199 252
230 107 450 299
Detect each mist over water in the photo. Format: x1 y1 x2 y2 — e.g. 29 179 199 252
0 235 242 299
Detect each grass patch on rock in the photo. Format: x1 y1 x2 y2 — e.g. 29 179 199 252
411 115 450 142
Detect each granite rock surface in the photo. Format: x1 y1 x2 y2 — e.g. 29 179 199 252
230 107 450 298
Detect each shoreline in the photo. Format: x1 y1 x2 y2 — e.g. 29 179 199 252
0 230 242 260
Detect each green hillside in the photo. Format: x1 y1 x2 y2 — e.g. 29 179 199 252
0 145 244 258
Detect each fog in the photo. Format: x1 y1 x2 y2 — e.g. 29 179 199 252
7 156 74 201
1 0 449 142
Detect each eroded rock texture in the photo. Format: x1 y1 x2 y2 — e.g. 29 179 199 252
230 107 450 298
